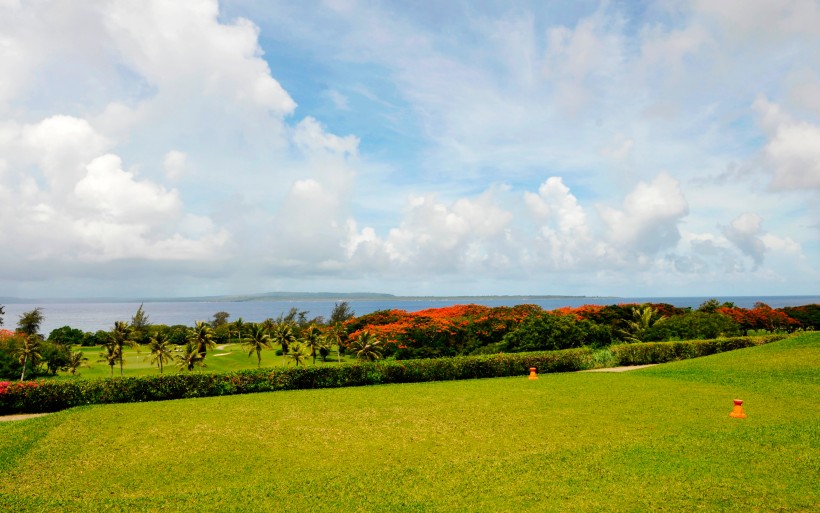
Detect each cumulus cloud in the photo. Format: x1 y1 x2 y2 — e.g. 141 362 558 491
600 173 689 259
754 96 820 190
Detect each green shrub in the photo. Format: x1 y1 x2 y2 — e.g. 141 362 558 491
644 311 741 341
610 335 786 366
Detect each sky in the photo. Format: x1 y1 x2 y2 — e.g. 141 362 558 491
0 0 818 299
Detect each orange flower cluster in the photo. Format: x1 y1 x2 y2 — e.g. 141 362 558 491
344 303 544 357
717 304 801 331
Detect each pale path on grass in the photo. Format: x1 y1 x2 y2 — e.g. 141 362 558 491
582 364 658 373
0 413 50 422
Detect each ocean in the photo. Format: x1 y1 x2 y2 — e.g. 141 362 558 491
1 295 818 336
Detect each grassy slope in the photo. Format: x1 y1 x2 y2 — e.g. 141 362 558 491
1 333 817 512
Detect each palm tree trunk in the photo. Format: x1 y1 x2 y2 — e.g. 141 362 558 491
20 354 27 381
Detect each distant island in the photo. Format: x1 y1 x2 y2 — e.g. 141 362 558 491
0 291 603 304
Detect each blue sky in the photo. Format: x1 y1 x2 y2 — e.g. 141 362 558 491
0 0 818 298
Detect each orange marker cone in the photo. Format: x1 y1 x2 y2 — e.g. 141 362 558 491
729 399 747 418
528 367 538 380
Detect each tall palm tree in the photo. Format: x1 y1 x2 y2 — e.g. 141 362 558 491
325 323 346 364
243 324 272 368
189 321 215 360
350 330 382 361
110 321 137 377
232 318 246 345
287 342 310 367
147 332 174 373
98 339 120 378
176 341 204 372
15 335 42 381
301 324 324 365
271 323 297 367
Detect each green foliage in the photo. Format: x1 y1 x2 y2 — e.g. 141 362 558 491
16 307 44 337
644 311 742 341
130 304 151 345
617 305 665 342
609 334 786 365
0 335 23 379
211 311 230 328
242 324 272 368
47 326 86 346
500 313 590 352
780 304 820 330
81 330 110 347
329 301 355 325
175 341 205 372
38 341 71 375
350 330 382 361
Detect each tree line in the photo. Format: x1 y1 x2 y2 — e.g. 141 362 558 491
1 299 817 381
0 302 385 381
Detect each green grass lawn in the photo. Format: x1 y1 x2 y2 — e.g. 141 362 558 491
1 333 817 512
66 343 352 380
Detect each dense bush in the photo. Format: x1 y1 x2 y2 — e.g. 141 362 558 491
780 305 820 331
644 312 742 341
500 313 611 352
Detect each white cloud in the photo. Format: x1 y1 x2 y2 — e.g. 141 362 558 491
293 117 358 157
600 172 689 258
754 96 820 190
103 0 296 115
163 150 187 181
21 116 109 193
74 154 180 223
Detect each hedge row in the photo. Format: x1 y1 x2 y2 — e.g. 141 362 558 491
0 335 786 414
609 334 786 366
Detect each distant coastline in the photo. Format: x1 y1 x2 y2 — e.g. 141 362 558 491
0 291 607 304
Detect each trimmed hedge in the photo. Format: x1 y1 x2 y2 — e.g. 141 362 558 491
610 334 786 366
0 335 786 414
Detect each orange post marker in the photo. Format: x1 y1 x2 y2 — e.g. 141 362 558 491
729 399 747 418
528 367 538 380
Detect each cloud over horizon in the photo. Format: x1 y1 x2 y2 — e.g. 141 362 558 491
0 0 817 298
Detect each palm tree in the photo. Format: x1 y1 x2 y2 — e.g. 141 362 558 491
98 339 120 378
66 350 88 375
301 324 324 365
176 341 204 372
260 318 276 337
15 335 42 381
287 342 310 367
271 323 297 367
618 305 664 343
147 332 174 373
232 317 246 345
243 324 272 368
325 323 346 364
350 330 382 361
189 321 215 360
111 321 137 376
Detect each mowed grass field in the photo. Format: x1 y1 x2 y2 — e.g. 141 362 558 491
1 334 817 512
